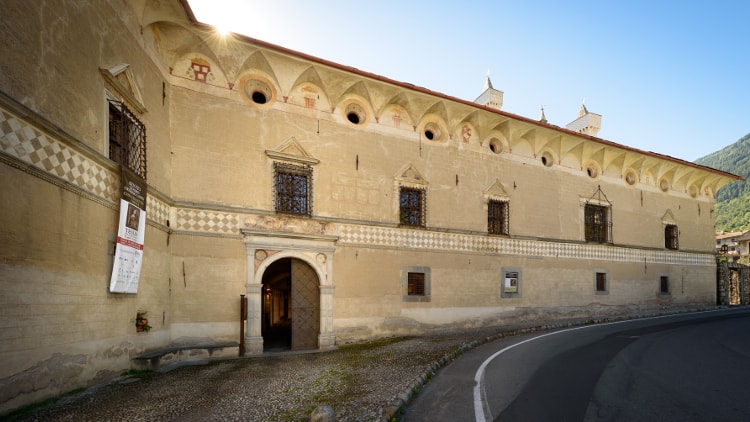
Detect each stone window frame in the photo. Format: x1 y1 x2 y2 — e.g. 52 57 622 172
399 186 426 228
665 224 679 250
500 268 522 299
595 269 609 295
584 203 612 244
402 266 431 302
582 186 613 244
488 198 510 236
273 162 313 217
107 98 147 181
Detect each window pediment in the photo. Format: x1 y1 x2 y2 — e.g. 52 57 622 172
395 163 428 188
100 64 146 113
484 179 509 200
662 209 676 225
265 137 319 166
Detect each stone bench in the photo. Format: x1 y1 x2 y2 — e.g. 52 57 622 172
131 342 239 372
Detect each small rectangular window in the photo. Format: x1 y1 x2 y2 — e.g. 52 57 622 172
585 204 611 243
665 224 679 250
407 272 425 296
402 266 430 302
660 276 670 294
109 100 147 180
488 199 509 235
595 271 608 294
400 187 425 227
274 163 312 216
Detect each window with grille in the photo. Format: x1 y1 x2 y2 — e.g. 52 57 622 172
407 272 425 296
584 204 611 243
488 199 509 235
595 272 608 293
665 224 679 250
274 163 312 216
402 266 430 302
660 276 670 294
109 100 147 180
400 187 425 227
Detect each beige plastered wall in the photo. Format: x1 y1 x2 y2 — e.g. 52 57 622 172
0 0 732 414
0 0 177 413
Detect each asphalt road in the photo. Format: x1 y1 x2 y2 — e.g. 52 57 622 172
404 307 750 422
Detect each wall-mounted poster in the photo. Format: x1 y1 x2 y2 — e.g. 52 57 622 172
504 271 518 293
109 167 147 293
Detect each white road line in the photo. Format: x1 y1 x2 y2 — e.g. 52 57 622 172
472 310 726 422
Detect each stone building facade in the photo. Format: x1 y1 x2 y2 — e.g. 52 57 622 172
0 0 741 413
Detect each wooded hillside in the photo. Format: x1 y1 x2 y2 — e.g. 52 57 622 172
695 133 750 231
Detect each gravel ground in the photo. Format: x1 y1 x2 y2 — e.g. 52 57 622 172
5 307 716 422
7 334 480 422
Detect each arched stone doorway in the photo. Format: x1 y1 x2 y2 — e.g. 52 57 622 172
261 258 320 352
241 226 337 355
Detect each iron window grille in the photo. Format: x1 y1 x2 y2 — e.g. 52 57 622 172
665 224 679 250
488 199 509 235
274 163 312 216
399 187 426 227
407 272 426 296
108 100 147 180
584 185 612 244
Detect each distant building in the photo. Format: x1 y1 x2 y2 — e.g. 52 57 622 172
716 230 750 256
0 0 742 413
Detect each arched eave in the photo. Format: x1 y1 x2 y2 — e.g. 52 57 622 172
685 173 709 191
641 157 664 182
657 164 678 184
290 66 329 101
334 80 374 110
540 135 562 163
442 101 475 134
397 92 440 127
417 101 449 127
623 154 646 175
602 149 627 176
582 144 606 168
234 50 281 90
659 167 678 190
490 120 512 141
150 21 233 87
138 0 191 30
457 110 485 141
706 174 735 198
519 128 538 156
376 91 416 126
562 139 585 169
672 166 698 190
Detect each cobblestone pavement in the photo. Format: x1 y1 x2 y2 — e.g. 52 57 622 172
6 308 715 422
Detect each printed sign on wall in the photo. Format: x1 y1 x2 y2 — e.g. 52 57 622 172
504 271 519 293
109 167 147 293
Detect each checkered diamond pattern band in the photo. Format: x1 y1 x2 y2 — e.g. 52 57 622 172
336 224 713 266
176 209 238 233
0 109 119 202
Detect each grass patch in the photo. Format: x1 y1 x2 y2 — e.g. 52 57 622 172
338 336 411 352
1 387 88 421
120 368 152 377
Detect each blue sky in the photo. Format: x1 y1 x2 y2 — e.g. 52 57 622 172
188 0 749 162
